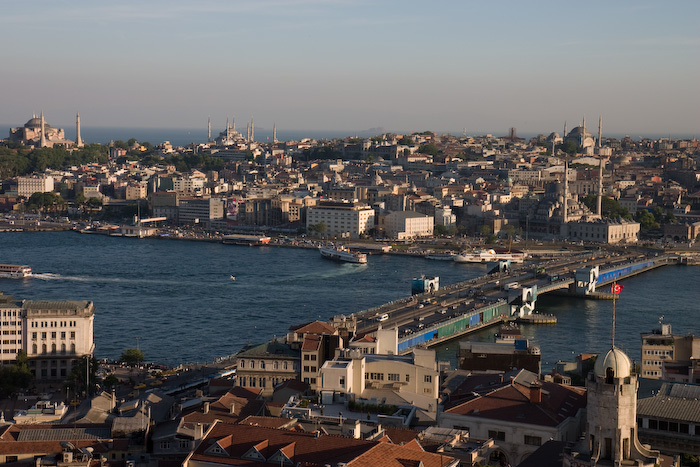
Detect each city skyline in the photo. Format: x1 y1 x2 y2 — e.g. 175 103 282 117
2 0 699 136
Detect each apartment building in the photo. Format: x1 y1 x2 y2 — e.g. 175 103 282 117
0 293 95 380
306 201 374 239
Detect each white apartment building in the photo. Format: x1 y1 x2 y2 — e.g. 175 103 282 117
306 201 374 239
319 348 439 413
0 294 95 381
173 175 206 195
17 175 54 198
384 210 434 239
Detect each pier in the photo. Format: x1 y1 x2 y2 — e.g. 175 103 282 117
345 249 680 355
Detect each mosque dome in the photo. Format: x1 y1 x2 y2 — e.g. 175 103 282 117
594 347 632 379
567 126 593 139
547 132 560 141
25 117 43 128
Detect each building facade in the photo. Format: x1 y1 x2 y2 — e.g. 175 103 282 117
234 341 300 397
0 294 95 381
17 175 55 198
306 201 375 239
384 210 434 239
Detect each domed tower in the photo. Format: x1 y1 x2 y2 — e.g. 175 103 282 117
572 347 660 465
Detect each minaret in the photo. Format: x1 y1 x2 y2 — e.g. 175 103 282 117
207 117 211 142
246 122 250 142
40 111 47 148
273 123 277 143
250 117 254 142
563 121 567 138
563 160 569 225
597 157 604 217
597 115 602 149
76 112 83 147
232 118 235 132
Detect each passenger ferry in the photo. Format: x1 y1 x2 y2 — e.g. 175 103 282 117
454 249 526 263
319 245 368 264
0 264 32 278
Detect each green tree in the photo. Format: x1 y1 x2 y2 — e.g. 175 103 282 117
103 374 120 389
480 225 492 236
418 143 440 156
120 348 145 367
67 355 99 397
635 210 660 230
398 136 414 145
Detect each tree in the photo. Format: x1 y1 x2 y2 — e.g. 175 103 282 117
418 143 440 156
480 225 492 236
67 355 99 397
398 136 414 145
120 348 145 367
0 351 33 397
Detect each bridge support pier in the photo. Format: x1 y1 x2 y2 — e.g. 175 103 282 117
509 285 538 318
574 266 599 295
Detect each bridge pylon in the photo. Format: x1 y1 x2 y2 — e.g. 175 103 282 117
574 266 599 295
508 285 538 318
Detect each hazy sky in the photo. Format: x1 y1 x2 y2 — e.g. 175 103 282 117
2 0 699 136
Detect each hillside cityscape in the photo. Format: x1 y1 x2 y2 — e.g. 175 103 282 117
1 112 699 467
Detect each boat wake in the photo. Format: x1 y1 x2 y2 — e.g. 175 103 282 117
32 273 184 286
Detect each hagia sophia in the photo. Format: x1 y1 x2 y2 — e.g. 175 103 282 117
8 112 83 149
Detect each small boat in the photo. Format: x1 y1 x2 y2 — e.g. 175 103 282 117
230 275 236 281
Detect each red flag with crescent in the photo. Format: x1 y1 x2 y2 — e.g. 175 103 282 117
612 284 624 294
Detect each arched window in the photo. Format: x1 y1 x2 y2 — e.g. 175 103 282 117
42 344 47 354
61 343 66 354
71 343 76 353
32 344 37 354
51 343 56 354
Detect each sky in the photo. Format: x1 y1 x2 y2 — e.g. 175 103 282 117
2 0 699 137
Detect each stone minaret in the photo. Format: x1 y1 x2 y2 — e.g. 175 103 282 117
76 112 83 147
597 158 604 217
250 117 254 142
246 122 250 142
207 117 211 142
40 111 47 148
563 121 567 139
597 115 602 148
563 160 568 225
232 118 235 132
273 123 277 143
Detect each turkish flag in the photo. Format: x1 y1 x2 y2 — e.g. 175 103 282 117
612 284 624 294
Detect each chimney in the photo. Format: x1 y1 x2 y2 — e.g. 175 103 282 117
195 423 204 440
203 402 210 414
529 382 542 404
230 402 235 414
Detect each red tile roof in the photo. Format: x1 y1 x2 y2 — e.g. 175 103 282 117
289 320 337 335
445 378 586 428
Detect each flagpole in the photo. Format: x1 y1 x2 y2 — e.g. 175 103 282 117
612 281 616 348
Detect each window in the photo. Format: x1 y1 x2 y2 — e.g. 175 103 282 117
250 360 255 369
339 377 345 388
240 360 245 369
273 361 278 369
488 430 506 441
424 375 432 383
260 360 265 369
524 435 541 446
159 441 171 450
388 373 400 381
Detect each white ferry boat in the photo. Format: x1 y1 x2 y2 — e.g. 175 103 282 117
454 249 526 263
0 264 32 278
319 245 367 264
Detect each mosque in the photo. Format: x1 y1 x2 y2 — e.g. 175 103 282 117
8 112 83 149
